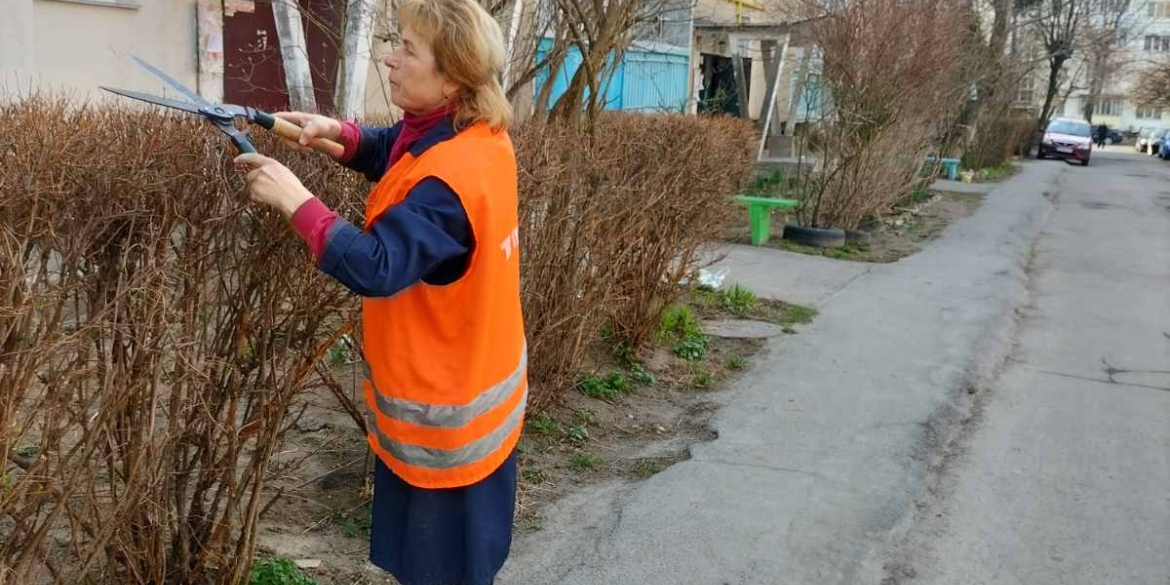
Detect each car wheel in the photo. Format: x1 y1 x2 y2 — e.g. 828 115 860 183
1082 159 1090 167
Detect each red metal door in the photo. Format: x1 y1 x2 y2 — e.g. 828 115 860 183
223 0 343 113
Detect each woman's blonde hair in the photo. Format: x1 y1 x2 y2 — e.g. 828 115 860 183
397 0 513 130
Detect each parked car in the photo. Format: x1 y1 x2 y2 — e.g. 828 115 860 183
1148 128 1170 156
1038 117 1093 166
1092 125 1122 147
1136 127 1163 153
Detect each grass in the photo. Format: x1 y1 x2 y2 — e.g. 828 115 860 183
575 408 597 426
249 558 318 585
672 335 710 362
324 337 355 367
968 163 1019 183
335 505 371 539
720 284 758 317
527 413 561 436
612 341 638 367
692 370 715 389
522 467 549 483
657 305 709 362
690 285 817 327
628 363 657 386
776 238 870 261
570 452 603 472
633 458 669 478
657 305 703 342
895 187 934 208
566 424 589 444
784 305 816 324
578 370 630 401
725 356 748 371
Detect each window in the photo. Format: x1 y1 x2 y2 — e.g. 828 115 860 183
1047 119 1092 138
1144 35 1170 51
1103 0 1129 12
1150 1 1170 17
1016 75 1036 105
39 0 140 7
1137 106 1164 119
1094 98 1123 116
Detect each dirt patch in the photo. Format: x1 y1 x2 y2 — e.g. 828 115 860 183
729 191 983 263
252 367 389 584
250 293 815 584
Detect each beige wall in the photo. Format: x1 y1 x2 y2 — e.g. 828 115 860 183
1 0 35 88
5 0 399 121
693 0 801 27
689 0 806 120
6 0 200 102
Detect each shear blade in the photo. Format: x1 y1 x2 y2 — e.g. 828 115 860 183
99 86 204 115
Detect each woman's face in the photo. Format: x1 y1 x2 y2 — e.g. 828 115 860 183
384 26 459 115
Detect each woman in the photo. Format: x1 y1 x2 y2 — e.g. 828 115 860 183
234 0 525 583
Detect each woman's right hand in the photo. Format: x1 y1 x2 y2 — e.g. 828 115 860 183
273 112 343 156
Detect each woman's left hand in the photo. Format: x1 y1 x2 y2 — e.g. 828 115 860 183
234 153 314 218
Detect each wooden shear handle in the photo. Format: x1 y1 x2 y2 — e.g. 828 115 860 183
253 111 346 159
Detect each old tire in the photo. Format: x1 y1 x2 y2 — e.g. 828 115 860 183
784 224 846 248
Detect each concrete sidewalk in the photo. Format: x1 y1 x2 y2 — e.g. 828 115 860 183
698 176 994 310
701 244 872 309
501 162 1063 585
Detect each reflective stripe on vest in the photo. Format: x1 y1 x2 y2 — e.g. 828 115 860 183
365 387 527 470
364 346 527 428
364 347 527 470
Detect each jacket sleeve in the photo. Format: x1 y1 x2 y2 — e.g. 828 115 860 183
315 177 473 297
339 121 403 183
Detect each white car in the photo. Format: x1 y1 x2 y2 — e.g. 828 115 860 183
1136 127 1163 153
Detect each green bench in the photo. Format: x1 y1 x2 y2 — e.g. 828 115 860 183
734 195 799 246
924 155 961 181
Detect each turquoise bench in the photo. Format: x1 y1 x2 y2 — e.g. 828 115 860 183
734 195 799 246
925 155 961 181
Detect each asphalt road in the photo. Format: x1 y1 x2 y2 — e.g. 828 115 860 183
877 148 1170 585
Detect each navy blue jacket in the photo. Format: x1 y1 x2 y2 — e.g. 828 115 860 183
318 119 473 297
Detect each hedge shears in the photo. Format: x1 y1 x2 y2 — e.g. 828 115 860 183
100 55 344 158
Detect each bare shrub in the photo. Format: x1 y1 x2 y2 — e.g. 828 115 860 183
514 113 755 404
0 97 363 584
1 99 755 581
792 0 974 230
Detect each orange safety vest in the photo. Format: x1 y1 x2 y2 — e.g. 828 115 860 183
360 121 527 489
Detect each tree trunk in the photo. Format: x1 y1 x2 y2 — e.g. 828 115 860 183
335 0 375 119
1033 55 1068 156
1081 53 1108 124
501 0 525 88
272 0 318 111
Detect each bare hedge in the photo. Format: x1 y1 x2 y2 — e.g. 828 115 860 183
0 99 753 582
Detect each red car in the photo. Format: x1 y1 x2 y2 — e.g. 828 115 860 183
1038 118 1093 166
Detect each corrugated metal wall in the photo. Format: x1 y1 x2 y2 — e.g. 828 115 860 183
534 38 689 113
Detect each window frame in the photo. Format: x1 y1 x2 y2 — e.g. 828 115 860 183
38 0 140 9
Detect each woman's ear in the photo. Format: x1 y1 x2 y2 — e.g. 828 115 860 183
441 78 462 102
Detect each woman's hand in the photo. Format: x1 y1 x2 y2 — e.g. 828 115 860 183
234 153 314 218
273 112 343 157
